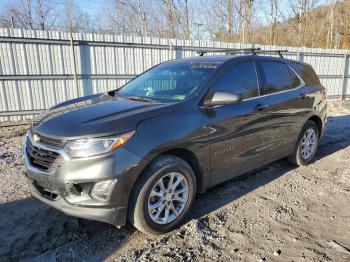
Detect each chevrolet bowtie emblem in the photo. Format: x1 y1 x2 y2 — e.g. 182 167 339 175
33 134 40 143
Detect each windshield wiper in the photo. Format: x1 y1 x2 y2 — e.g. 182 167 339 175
123 96 158 103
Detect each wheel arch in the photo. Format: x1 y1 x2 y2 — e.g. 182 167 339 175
307 115 323 137
132 147 206 197
159 148 205 193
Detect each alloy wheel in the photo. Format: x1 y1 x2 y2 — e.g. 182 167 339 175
301 128 317 160
147 172 189 225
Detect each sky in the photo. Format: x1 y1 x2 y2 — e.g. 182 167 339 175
0 0 106 16
0 0 296 17
54 0 106 15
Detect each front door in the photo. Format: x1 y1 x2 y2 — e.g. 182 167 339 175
206 61 270 185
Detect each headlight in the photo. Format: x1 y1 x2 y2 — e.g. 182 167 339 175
65 131 135 158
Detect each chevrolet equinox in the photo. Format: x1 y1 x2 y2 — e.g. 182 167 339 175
23 51 327 235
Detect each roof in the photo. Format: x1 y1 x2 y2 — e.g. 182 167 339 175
167 54 297 63
161 54 306 68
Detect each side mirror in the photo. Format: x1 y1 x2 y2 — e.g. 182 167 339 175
204 91 243 107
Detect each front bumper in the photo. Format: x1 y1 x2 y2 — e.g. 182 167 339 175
23 134 144 227
29 182 127 225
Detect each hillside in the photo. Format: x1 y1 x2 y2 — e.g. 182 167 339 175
250 0 350 49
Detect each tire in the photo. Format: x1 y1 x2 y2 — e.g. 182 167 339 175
287 120 319 166
128 154 196 235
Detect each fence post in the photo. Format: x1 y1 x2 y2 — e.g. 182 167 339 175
70 32 79 97
8 38 22 121
297 52 304 62
169 39 173 60
175 47 183 59
79 41 93 96
341 53 349 101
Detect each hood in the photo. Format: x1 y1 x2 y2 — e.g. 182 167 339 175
32 93 180 140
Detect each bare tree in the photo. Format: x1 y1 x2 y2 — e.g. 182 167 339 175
269 0 278 45
104 0 149 36
102 0 193 39
1 0 57 30
36 0 54 30
288 0 319 46
173 0 191 39
202 0 238 42
338 0 350 48
1 0 349 49
9 0 34 29
201 0 256 43
162 0 178 38
244 0 253 43
238 0 244 42
327 0 336 48
63 0 94 32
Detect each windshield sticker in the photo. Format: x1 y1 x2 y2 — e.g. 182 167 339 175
189 62 221 69
173 95 186 100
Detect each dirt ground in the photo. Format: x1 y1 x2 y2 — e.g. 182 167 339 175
0 105 350 262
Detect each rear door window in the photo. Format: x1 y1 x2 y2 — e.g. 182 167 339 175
212 61 259 99
288 67 302 88
259 61 291 95
291 62 320 85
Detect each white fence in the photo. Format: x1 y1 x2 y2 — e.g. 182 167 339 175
0 28 349 121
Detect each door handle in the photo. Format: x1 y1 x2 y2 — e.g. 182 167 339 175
299 93 306 99
255 104 269 111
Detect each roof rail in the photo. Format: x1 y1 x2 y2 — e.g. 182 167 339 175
197 48 261 56
256 49 288 58
197 48 288 58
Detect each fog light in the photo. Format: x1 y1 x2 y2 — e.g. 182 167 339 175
90 179 117 201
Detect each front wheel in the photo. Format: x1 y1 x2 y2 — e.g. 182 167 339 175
288 120 319 166
128 155 196 235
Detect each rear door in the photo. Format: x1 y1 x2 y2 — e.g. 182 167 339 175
256 60 312 162
207 61 269 185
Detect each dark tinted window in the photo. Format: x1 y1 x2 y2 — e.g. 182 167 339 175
260 61 291 94
291 62 320 85
288 67 301 88
213 61 259 99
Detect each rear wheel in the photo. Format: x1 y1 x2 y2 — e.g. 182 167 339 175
128 155 196 235
288 120 319 166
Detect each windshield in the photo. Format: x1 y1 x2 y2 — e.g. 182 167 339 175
117 61 220 102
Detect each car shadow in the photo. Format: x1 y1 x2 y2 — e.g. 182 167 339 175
0 114 349 261
0 197 132 261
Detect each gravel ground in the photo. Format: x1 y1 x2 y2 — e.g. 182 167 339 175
0 106 350 262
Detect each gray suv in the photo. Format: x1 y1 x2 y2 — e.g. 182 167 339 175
24 49 327 235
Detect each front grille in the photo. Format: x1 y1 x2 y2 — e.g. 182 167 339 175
26 138 64 172
33 133 66 149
